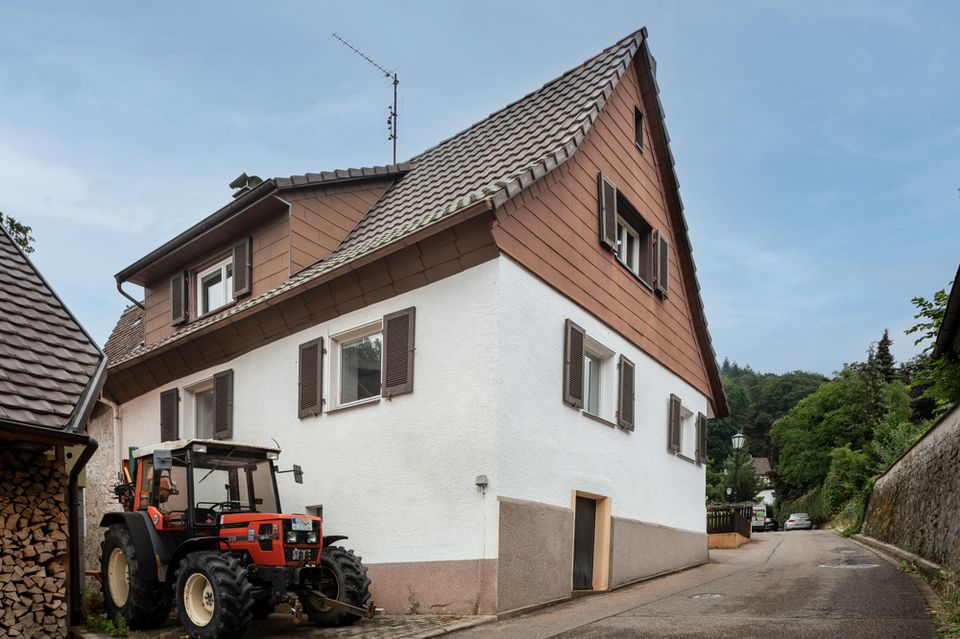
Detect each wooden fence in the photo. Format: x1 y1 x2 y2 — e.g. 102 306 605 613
706 503 753 538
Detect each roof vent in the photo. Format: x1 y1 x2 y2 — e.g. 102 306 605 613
229 173 264 198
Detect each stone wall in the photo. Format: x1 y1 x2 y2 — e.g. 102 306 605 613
82 402 121 592
862 403 960 570
0 445 70 639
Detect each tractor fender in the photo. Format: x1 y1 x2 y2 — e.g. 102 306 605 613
98 511 167 581
322 535 348 547
165 537 221 585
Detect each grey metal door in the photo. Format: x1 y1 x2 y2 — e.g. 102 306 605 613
573 496 596 590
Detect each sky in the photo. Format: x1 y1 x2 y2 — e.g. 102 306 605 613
0 1 957 376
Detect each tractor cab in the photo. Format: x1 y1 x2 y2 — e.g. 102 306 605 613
130 439 290 538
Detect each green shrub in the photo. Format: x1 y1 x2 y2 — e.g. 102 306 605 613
85 614 136 637
823 445 870 512
777 486 832 526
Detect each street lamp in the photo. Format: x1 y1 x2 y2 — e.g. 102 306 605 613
730 432 746 503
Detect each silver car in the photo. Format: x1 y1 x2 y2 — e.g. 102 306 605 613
785 512 813 530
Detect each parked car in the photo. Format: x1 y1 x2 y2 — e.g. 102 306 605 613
785 513 813 530
764 516 778 532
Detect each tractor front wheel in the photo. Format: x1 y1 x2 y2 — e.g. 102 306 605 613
300 545 371 627
175 552 253 638
100 524 170 629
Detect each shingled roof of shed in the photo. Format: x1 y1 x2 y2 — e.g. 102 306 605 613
0 226 105 431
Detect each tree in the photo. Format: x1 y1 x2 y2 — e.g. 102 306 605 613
906 287 960 413
875 329 896 383
0 210 35 253
706 453 764 503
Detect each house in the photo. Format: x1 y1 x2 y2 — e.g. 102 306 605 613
751 457 775 507
0 225 107 638
94 27 728 616
862 264 960 571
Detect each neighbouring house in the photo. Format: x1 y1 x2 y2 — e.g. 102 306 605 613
862 264 960 571
751 457 775 507
0 225 107 638
92 27 728 615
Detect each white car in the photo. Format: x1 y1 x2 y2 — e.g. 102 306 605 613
785 512 813 530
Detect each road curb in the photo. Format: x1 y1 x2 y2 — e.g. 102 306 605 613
404 615 496 638
849 533 941 613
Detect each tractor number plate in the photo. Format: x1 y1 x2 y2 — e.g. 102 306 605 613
291 518 313 532
289 547 316 563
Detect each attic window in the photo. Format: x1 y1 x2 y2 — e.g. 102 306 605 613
634 108 644 150
197 257 234 315
615 194 653 286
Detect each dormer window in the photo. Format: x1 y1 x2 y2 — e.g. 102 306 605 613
198 257 234 315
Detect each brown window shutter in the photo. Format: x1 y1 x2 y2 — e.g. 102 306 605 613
563 319 585 408
170 271 188 325
654 231 669 298
382 307 415 398
696 413 707 464
213 369 234 440
298 337 324 418
617 355 635 431
232 236 253 298
598 173 618 251
668 393 681 453
159 389 179 441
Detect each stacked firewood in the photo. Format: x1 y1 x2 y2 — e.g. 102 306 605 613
0 447 69 639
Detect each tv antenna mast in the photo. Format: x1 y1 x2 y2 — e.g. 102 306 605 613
332 32 399 163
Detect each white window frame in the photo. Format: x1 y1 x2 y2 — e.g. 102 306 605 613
582 336 616 424
616 216 640 276
329 320 383 410
679 405 696 460
196 257 234 316
184 378 215 440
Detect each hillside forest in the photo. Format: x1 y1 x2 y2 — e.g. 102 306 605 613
707 280 960 533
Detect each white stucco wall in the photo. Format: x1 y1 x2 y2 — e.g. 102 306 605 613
119 259 502 564
495 257 708 533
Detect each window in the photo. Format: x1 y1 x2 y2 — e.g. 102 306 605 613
614 195 653 285
679 405 696 460
184 379 215 439
332 322 383 408
197 257 234 315
582 336 615 423
634 108 644 150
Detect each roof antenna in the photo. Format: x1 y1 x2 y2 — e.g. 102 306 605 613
332 32 399 164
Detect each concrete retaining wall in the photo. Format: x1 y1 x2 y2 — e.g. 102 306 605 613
862 403 960 571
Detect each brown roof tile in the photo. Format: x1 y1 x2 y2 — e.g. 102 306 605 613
103 304 145 362
0 227 105 430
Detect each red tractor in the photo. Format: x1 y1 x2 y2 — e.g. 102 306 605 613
98 439 374 638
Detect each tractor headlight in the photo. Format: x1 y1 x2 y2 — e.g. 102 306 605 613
286 530 298 544
306 531 318 545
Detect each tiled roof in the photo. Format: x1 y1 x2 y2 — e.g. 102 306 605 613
106 29 645 368
273 164 412 189
103 305 144 362
751 457 773 476
0 227 104 429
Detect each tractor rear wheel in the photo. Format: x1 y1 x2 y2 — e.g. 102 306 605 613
100 524 170 629
175 552 253 638
300 545 371 627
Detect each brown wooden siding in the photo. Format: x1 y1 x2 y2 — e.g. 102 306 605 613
492 58 713 401
286 179 394 273
106 214 498 404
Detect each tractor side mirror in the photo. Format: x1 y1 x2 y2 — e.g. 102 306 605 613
293 464 303 484
153 449 173 471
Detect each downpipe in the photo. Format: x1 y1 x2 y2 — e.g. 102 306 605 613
69 436 99 625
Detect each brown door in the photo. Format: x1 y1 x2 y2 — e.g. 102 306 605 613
573 496 596 590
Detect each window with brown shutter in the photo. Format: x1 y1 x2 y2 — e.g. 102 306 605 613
382 307 415 398
654 231 669 298
668 393 681 453
159 388 179 441
170 271 188 325
598 173 618 251
563 319 586 408
298 337 324 418
696 413 707 464
617 355 635 431
232 236 252 298
213 369 234 440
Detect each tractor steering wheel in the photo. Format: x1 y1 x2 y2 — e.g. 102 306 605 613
194 501 243 524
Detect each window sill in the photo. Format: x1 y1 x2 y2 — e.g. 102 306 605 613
613 257 654 293
674 452 699 465
193 299 239 323
582 411 617 429
326 396 381 414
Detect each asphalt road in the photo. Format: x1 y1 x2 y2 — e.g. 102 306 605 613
458 530 935 639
